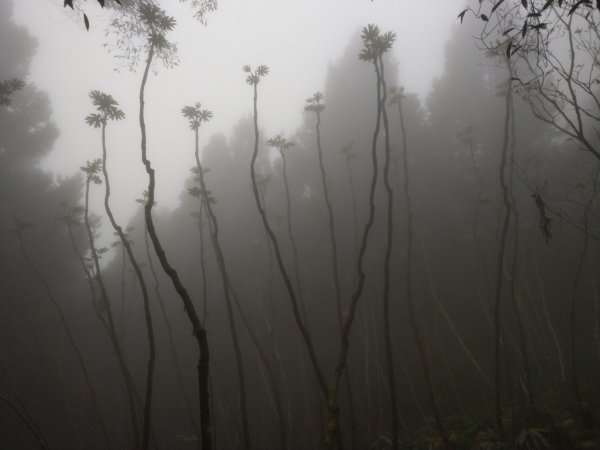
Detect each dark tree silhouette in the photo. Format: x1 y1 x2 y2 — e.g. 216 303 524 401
9 217 110 448
86 90 156 450
80 159 142 447
127 5 212 448
267 134 308 321
182 102 253 450
245 64 342 447
0 78 25 105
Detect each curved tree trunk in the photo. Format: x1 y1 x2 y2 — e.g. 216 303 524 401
279 150 308 324
378 59 400 450
101 121 156 450
14 234 110 448
492 67 514 442
312 101 357 449
138 44 210 450
227 280 289 450
325 57 383 450
506 90 535 412
247 80 335 446
143 224 199 436
82 177 141 448
0 393 47 449
193 127 251 450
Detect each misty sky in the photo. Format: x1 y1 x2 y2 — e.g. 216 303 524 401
13 0 465 234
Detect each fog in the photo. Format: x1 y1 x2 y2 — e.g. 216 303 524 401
13 0 461 233
1 0 600 449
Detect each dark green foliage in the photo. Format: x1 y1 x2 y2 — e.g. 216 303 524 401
0 78 25 105
181 103 213 130
304 91 325 113
80 158 103 184
61 0 214 33
85 90 125 127
358 24 396 62
108 2 178 70
243 64 269 85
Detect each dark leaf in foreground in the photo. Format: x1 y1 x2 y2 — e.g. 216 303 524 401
492 0 505 13
542 0 554 11
569 0 587 15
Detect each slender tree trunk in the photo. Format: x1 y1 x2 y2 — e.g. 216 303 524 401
281 144 331 442
138 44 210 450
370 305 385 432
397 347 426 422
1 355 49 448
505 93 535 412
312 102 357 449
492 68 515 442
389 66 451 450
143 224 199 436
345 158 359 279
248 80 329 400
593 259 600 392
422 247 491 385
82 177 141 448
570 175 595 413
118 244 127 341
435 315 465 414
355 306 373 437
101 121 155 450
16 232 112 447
464 132 496 331
517 264 548 378
227 281 289 450
377 59 400 450
196 204 209 323
531 250 566 382
193 127 251 450
0 394 47 449
279 150 309 324
324 57 382 450
259 191 295 440
260 170 316 445
63 217 113 340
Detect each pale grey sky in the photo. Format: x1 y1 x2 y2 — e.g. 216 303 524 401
13 0 465 238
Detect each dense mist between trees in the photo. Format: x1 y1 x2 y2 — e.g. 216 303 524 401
1 1 600 449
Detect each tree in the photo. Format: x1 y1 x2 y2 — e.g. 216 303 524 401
463 1 600 431
80 158 144 448
246 63 344 447
0 78 25 105
326 24 397 450
9 216 111 448
183 102 253 450
267 134 308 322
462 0 600 161
86 90 157 450
61 0 217 31
0 4 95 445
123 4 213 448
